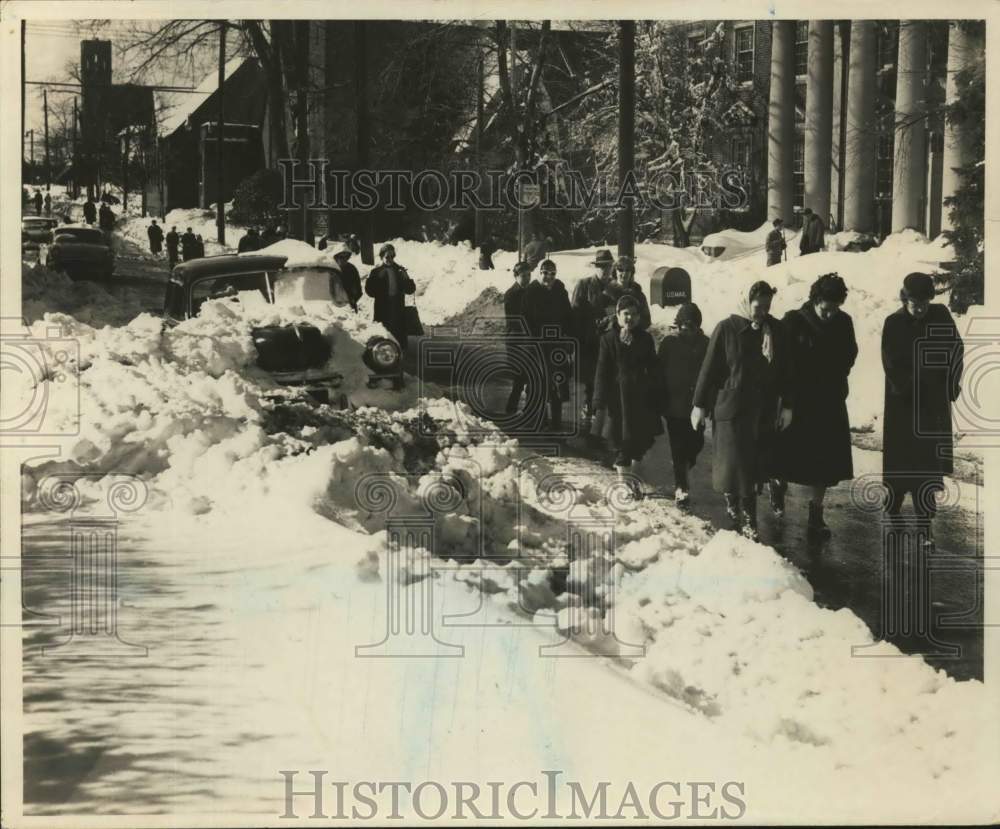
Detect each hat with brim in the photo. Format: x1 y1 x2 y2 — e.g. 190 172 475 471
592 249 614 266
902 272 935 301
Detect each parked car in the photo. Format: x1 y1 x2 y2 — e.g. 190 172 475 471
45 226 115 279
21 216 60 252
163 254 403 404
700 221 800 261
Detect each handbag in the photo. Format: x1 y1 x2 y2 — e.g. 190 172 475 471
403 298 424 337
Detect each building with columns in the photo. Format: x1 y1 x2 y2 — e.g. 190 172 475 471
670 19 983 239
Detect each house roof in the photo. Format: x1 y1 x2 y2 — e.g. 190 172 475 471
157 56 251 136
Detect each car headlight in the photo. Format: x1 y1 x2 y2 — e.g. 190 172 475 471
363 336 401 373
371 338 400 368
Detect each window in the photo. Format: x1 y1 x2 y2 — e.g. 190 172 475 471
734 25 754 84
793 134 805 210
191 271 274 317
876 133 894 200
730 134 751 170
795 21 809 77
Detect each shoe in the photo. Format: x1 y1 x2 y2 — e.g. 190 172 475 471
768 480 787 518
674 487 690 507
740 522 760 543
807 502 831 539
724 494 741 530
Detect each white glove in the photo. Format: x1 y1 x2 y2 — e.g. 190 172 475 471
690 406 706 431
777 407 793 431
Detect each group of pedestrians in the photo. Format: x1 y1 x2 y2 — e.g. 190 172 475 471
504 250 964 547
765 207 827 266
25 189 51 216
151 224 206 269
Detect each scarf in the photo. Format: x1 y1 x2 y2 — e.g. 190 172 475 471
737 297 774 363
618 320 635 346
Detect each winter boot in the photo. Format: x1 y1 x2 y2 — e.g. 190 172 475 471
768 479 787 518
674 487 690 508
740 496 760 542
615 465 641 502
807 502 831 539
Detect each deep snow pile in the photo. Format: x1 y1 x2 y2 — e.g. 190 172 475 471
21 262 137 328
384 231 957 436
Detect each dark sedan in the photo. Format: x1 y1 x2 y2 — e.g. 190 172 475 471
45 226 115 279
21 216 60 252
163 254 403 403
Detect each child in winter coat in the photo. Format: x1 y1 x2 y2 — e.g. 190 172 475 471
656 302 709 506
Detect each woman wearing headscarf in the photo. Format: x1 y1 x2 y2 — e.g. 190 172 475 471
592 294 665 499
771 273 858 538
881 272 963 545
691 280 792 540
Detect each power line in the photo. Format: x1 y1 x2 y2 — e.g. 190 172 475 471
27 80 200 93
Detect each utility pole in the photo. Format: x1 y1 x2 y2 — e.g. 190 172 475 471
617 20 635 260
356 20 374 265
26 129 34 182
216 20 226 244
475 54 484 248
72 98 79 198
511 22 522 261
21 21 25 179
43 88 51 192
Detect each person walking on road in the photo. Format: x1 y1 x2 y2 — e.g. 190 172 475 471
881 272 964 547
332 242 363 311
181 227 198 261
503 262 536 416
765 218 787 266
572 248 618 437
523 230 549 272
592 294 666 500
33 190 43 216
43 193 52 216
657 302 709 507
799 207 825 255
526 259 574 432
365 243 416 352
238 227 262 252
147 220 164 255
771 273 858 537
478 235 496 270
614 255 651 330
166 227 180 270
98 202 115 232
692 280 792 541
83 196 97 225
194 235 206 258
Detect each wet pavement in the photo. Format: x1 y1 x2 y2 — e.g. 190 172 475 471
407 335 985 681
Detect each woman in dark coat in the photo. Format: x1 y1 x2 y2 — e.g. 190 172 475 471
881 272 963 542
692 280 792 540
526 259 574 431
657 302 709 506
592 294 665 499
365 243 416 350
772 273 858 537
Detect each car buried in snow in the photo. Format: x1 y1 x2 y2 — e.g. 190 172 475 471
45 225 116 279
162 253 404 404
21 216 60 253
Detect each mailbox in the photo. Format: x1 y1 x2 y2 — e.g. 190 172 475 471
649 266 692 307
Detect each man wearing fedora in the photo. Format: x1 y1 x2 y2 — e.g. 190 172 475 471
572 248 619 435
881 272 964 547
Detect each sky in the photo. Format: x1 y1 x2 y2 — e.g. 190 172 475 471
22 20 218 144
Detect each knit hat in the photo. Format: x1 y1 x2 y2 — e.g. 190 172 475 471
592 249 614 266
539 258 556 273
378 243 396 259
902 272 935 301
674 302 702 328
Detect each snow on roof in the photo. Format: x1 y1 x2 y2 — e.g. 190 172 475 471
158 56 249 136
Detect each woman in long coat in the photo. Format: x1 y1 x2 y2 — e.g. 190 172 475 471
772 273 858 537
692 280 792 540
592 294 665 499
881 272 963 541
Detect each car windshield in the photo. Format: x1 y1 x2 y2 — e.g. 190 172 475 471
191 271 275 317
272 266 351 306
54 227 105 244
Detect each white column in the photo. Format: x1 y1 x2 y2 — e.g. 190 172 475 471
941 22 978 232
843 21 877 233
767 21 796 223
805 21 834 226
891 21 929 233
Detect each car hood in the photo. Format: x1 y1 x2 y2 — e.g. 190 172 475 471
251 322 332 373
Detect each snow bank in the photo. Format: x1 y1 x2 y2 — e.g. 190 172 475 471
22 263 136 328
118 204 245 260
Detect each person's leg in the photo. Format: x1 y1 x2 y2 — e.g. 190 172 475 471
807 484 830 536
506 364 526 413
723 492 741 529
665 418 689 492
740 494 759 541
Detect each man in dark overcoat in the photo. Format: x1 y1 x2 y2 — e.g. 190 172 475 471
881 272 964 542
